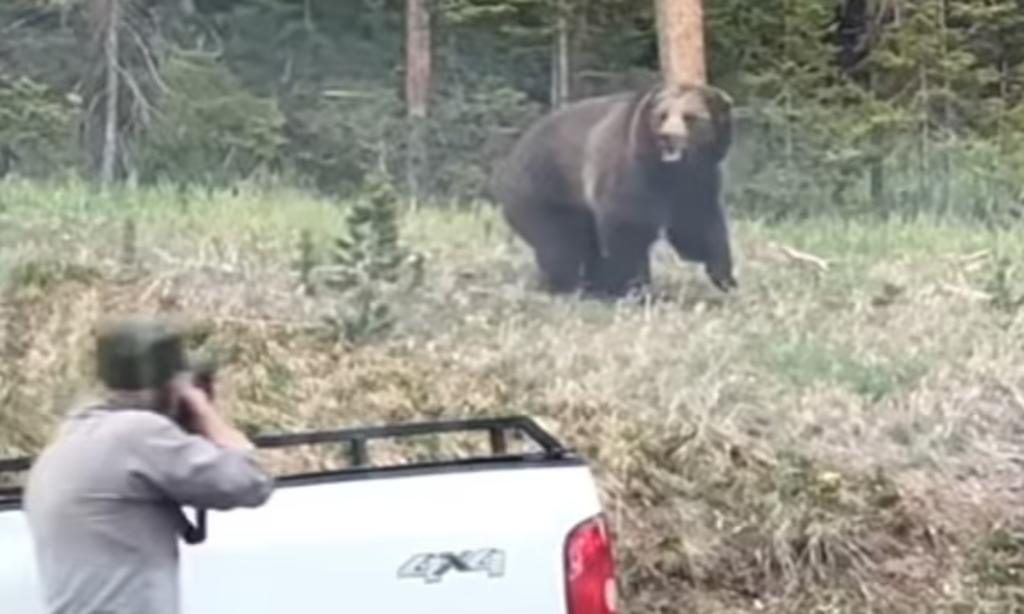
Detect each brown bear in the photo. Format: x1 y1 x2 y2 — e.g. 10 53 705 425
488 80 737 298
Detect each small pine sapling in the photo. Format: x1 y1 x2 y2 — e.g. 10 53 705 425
320 171 424 344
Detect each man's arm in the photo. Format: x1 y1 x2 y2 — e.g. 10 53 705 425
124 410 274 511
173 379 257 452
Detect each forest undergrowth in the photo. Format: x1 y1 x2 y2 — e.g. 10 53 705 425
1 177 1023 613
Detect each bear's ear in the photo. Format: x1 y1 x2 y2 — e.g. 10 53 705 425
705 86 734 119
703 85 735 164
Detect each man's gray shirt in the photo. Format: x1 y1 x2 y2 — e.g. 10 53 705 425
23 402 275 614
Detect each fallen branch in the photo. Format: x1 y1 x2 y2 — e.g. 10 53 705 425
772 242 830 272
937 282 992 302
949 249 991 265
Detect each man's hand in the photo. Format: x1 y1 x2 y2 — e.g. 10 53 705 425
169 375 257 451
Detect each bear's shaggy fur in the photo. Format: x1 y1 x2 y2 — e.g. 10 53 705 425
489 81 737 297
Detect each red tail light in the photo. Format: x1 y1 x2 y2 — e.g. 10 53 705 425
564 514 618 614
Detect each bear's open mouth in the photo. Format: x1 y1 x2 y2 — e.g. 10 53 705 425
658 137 686 162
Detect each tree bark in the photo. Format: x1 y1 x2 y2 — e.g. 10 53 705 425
550 0 571 109
654 0 706 85
405 0 431 207
304 0 314 33
101 0 121 187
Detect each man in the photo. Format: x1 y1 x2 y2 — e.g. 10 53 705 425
23 315 275 614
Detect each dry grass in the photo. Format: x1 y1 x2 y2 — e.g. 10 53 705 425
2 176 1023 613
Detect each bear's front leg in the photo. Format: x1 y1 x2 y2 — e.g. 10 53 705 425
592 214 657 298
701 209 737 292
665 172 737 292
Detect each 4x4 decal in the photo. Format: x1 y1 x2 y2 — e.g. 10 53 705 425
398 548 506 583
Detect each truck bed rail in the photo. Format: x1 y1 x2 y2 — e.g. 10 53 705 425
252 415 569 465
0 415 574 504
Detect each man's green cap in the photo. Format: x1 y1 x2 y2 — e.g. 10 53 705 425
95 315 204 390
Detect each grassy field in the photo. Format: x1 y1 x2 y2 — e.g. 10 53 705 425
2 177 1023 613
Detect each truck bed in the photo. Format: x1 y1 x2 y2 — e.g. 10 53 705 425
0 416 616 614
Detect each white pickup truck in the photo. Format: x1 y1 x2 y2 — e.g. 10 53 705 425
0 415 619 614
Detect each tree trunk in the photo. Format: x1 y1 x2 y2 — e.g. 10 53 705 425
405 0 431 207
550 0 571 109
100 0 121 187
654 0 706 85
304 0 314 33
405 0 431 125
938 0 951 215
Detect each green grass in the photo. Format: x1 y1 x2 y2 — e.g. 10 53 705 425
2 176 1023 613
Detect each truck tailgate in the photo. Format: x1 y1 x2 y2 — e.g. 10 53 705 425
179 461 601 613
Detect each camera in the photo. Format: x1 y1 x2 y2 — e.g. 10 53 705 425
170 361 217 546
173 360 217 434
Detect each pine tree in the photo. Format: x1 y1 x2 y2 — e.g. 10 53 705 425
324 171 415 291
320 171 425 345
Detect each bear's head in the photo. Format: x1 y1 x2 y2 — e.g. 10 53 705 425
645 82 733 166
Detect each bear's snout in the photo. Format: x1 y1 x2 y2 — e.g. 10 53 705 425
656 133 688 163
